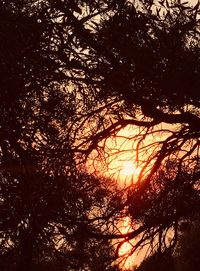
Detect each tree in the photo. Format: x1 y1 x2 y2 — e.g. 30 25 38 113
1 0 200 269
174 213 200 271
38 0 200 260
136 251 175 271
0 1 123 270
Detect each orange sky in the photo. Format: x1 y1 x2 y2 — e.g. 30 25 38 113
87 123 172 187
86 123 175 269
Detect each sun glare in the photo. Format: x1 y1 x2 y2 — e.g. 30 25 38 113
121 161 140 177
87 125 170 270
117 217 137 270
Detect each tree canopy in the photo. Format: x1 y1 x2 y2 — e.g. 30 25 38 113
0 0 200 269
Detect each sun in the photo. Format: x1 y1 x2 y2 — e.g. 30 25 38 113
121 161 140 177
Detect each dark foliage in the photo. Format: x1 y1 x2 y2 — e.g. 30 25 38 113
0 1 122 270
174 214 200 271
1 0 200 269
136 251 176 271
48 0 200 259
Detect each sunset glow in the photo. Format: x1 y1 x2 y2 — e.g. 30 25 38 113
117 217 137 270
121 161 140 177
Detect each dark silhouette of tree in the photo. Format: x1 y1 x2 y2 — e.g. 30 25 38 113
0 1 123 270
136 251 175 271
40 0 200 259
1 0 200 269
56 0 200 263
174 213 200 271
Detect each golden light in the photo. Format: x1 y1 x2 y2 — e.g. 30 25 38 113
121 161 140 177
117 217 137 270
86 125 172 270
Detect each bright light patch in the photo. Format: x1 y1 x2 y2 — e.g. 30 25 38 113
121 161 140 177
117 217 137 270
